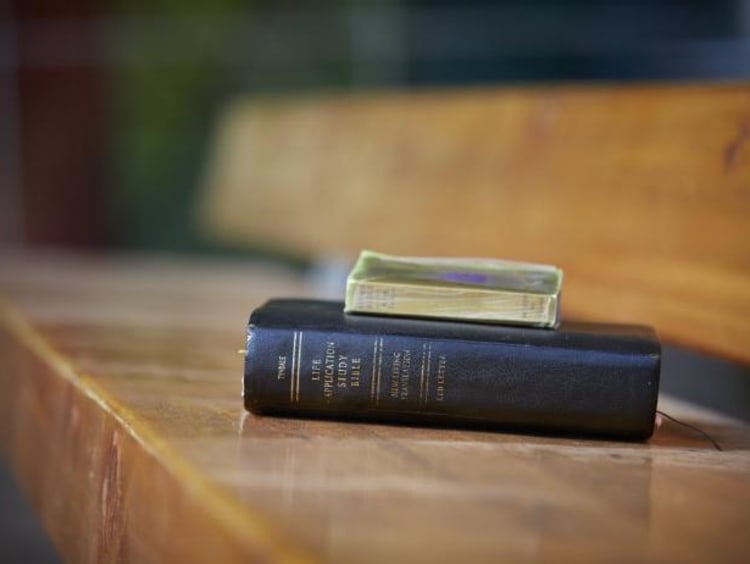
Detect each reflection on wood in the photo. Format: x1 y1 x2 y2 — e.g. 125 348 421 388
0 253 748 562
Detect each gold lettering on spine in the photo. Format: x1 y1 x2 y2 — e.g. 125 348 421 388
375 338 384 406
424 343 432 402
370 338 378 403
419 343 427 406
323 341 336 400
290 332 298 402
436 355 447 401
295 331 303 402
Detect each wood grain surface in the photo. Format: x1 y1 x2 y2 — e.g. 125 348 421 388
200 83 750 365
1 253 749 563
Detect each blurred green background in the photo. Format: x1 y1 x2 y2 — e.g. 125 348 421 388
108 0 355 253
3 0 749 256
106 0 750 253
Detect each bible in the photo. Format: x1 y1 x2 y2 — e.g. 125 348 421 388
243 299 661 439
345 250 562 328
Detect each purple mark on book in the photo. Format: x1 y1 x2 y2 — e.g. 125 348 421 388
441 272 489 284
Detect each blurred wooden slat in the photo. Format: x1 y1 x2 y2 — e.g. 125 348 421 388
1 253 750 562
200 84 750 364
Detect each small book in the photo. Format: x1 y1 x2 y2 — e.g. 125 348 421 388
344 250 563 328
243 299 661 439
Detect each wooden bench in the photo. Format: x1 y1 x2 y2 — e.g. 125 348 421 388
201 83 750 364
1 82 750 561
0 252 749 562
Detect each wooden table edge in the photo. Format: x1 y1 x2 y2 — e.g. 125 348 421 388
0 294 313 563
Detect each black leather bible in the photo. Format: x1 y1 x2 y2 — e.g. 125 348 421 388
243 299 661 439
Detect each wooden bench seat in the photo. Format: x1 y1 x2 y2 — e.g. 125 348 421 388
1 252 749 562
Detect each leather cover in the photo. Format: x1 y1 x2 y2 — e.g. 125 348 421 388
244 299 661 439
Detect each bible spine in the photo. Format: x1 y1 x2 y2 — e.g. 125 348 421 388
243 300 661 439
